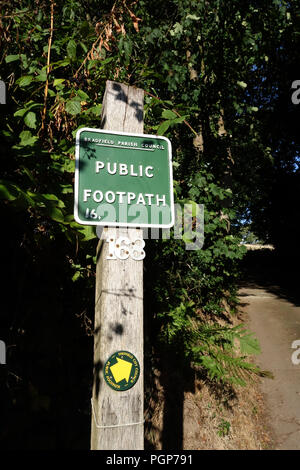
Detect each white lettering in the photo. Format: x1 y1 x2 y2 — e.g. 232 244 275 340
136 193 146 205
145 193 154 205
96 161 104 173
156 195 166 206
105 191 115 203
116 191 126 203
128 192 136 204
93 190 103 202
107 162 117 174
130 164 138 177
83 189 91 201
119 163 128 175
145 166 154 178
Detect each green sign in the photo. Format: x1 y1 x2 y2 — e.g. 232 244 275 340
103 351 140 392
74 128 174 228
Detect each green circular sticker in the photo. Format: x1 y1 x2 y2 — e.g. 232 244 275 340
103 351 140 391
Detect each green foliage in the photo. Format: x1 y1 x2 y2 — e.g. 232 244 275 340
1 2 293 425
217 419 231 437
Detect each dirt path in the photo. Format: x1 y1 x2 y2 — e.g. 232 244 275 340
239 285 300 449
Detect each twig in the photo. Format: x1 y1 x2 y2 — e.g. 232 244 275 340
1 9 30 19
40 0 55 132
73 34 102 78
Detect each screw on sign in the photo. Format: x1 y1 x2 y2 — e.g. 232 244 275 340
106 236 145 260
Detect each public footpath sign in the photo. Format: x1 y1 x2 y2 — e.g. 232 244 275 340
74 128 174 228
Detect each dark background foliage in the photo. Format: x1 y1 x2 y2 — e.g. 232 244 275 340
1 0 300 449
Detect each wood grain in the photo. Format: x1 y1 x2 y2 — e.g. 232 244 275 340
91 81 144 450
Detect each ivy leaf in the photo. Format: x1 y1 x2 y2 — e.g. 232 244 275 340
24 111 37 129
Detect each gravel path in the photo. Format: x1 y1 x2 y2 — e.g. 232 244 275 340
239 286 300 450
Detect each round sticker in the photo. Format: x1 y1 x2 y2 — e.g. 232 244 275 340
103 351 140 391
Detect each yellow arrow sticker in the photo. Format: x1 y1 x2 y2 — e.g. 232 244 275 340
104 351 140 391
110 358 132 383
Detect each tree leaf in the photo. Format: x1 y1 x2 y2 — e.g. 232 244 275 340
72 271 81 282
16 75 33 87
24 111 37 129
157 120 170 135
0 180 20 200
237 80 247 88
77 225 96 241
35 69 47 82
44 204 65 223
67 39 77 60
5 54 20 63
14 108 27 117
76 89 89 101
65 99 81 115
19 130 38 147
162 109 177 119
186 14 200 20
53 78 65 87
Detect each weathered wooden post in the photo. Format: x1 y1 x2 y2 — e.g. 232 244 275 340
74 79 173 450
90 81 144 450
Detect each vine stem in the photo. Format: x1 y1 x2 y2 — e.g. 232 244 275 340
40 0 55 132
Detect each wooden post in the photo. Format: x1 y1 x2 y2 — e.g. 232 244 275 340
91 81 144 450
